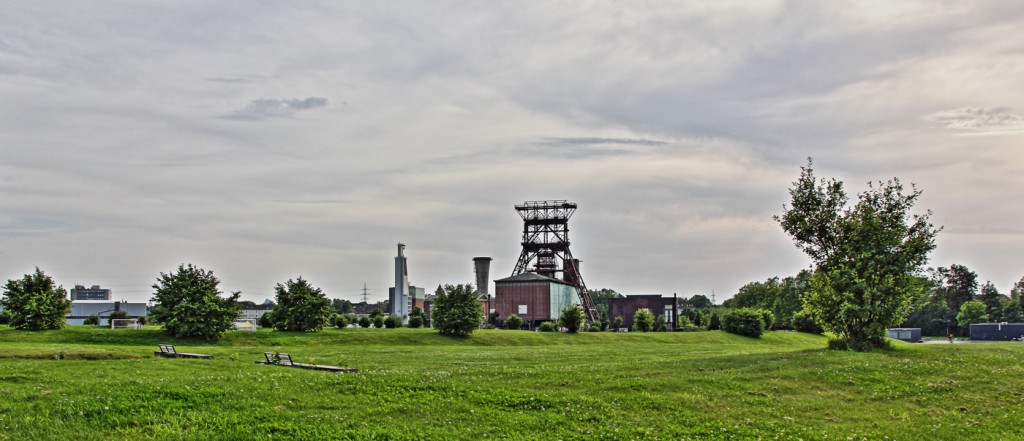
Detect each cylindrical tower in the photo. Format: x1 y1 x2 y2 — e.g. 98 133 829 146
473 257 492 296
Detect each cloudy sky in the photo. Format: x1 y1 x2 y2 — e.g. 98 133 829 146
2 2 1023 304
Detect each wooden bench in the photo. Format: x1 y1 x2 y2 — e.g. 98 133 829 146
256 352 357 373
154 344 213 359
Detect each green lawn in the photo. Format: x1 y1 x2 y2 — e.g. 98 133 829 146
1 326 1022 440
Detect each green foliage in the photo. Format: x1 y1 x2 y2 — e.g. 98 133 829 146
149 264 241 341
332 298 354 315
708 312 722 331
558 305 587 333
371 315 385 329
83 314 99 326
334 314 350 328
654 314 667 332
633 308 654 332
537 321 557 332
383 315 401 329
370 308 384 318
687 294 713 309
259 312 272 328
1 268 72 330
791 311 823 334
408 308 424 328
137 315 148 326
956 300 989 329
487 311 500 327
757 309 775 330
0 309 10 325
269 277 333 332
358 316 371 328
726 271 810 329
722 309 765 338
903 297 955 336
612 316 623 329
777 159 938 351
432 284 484 337
107 310 129 326
931 264 978 313
503 314 524 330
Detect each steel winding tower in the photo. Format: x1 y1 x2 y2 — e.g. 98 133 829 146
512 200 597 321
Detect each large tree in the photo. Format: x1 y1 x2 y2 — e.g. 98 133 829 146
150 264 240 341
931 264 978 313
1 268 71 330
432 283 483 337
776 159 939 351
270 277 334 332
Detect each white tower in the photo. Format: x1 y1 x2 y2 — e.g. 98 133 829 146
392 243 411 322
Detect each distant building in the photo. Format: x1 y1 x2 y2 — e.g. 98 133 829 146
493 273 577 327
238 305 274 320
609 294 679 330
67 301 148 325
70 285 111 301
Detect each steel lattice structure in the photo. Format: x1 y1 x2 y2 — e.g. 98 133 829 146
512 200 597 321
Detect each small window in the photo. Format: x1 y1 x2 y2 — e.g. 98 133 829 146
518 305 528 314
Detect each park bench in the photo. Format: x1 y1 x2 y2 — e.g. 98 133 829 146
154 344 213 359
256 352 357 373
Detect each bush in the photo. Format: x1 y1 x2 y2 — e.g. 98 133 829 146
259 312 273 328
137 315 148 326
722 309 765 338
504 314 524 331
0 310 10 325
358 316 371 328
407 315 423 328
107 310 129 326
371 315 385 329
269 277 334 332
149 264 240 341
708 312 722 330
370 308 384 318
792 310 823 334
432 284 484 337
828 337 889 351
588 324 601 332
654 314 667 332
383 315 401 328
613 316 623 329
758 309 775 330
559 305 587 333
83 314 99 326
334 315 350 328
633 308 655 332
1 268 72 330
538 321 557 332
599 318 610 331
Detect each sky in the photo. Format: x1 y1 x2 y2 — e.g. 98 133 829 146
2 2 1023 304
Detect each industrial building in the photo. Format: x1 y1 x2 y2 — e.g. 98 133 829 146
969 323 1024 341
70 285 111 301
66 301 148 325
494 273 577 325
609 294 680 330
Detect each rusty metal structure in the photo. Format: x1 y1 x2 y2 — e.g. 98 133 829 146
511 200 597 321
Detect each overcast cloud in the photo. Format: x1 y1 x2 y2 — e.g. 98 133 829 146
1 1 1022 303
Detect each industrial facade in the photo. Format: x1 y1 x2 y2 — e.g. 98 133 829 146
609 294 679 330
70 285 111 301
494 273 577 325
66 301 148 325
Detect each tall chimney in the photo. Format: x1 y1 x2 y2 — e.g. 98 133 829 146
473 257 492 296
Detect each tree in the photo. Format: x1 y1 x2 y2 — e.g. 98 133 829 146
776 159 939 351
558 305 587 333
1012 276 1024 300
150 264 240 341
687 294 713 309
332 298 354 315
408 306 424 328
903 298 955 336
1 268 72 330
504 313 524 330
956 300 989 331
722 309 765 338
334 314 350 328
633 308 654 332
432 284 483 337
107 310 129 326
83 314 100 326
269 277 334 332
931 264 978 313
589 288 619 319
977 281 1006 323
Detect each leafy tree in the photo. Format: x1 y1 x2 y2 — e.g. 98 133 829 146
757 309 775 330
559 305 587 333
722 309 765 338
332 298 354 315
107 310 129 326
654 314 667 332
504 313 524 330
370 308 384 318
432 284 483 337
792 310 823 334
708 311 722 330
408 307 425 328
0 309 10 325
137 315 148 326
687 294 713 309
150 264 240 341
931 264 978 313
259 312 272 328
1002 298 1022 323
1 268 72 331
589 288 619 319
903 298 955 336
977 281 1006 323
633 308 654 332
383 315 401 328
269 277 333 332
358 316 371 328
1011 276 1024 300
956 300 989 331
776 159 939 351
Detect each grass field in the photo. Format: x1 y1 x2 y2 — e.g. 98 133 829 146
1 326 1023 440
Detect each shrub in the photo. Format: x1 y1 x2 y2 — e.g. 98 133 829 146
654 314 667 332
371 315 385 329
1 268 71 330
137 315 148 326
432 284 484 337
722 309 765 338
613 315 623 329
383 315 401 328
370 308 384 318
407 315 423 328
708 312 722 330
269 277 334 332
149 264 240 341
538 321 557 332
758 309 775 330
358 316 371 328
588 324 601 332
259 312 273 328
504 314 524 331
107 310 129 326
828 337 890 351
599 318 610 331
334 315 350 328
792 310 823 334
83 314 100 326
559 305 587 333
633 308 655 332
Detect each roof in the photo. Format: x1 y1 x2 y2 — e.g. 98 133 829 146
494 272 572 285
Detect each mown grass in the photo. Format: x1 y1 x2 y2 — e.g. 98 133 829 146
1 326 1023 440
